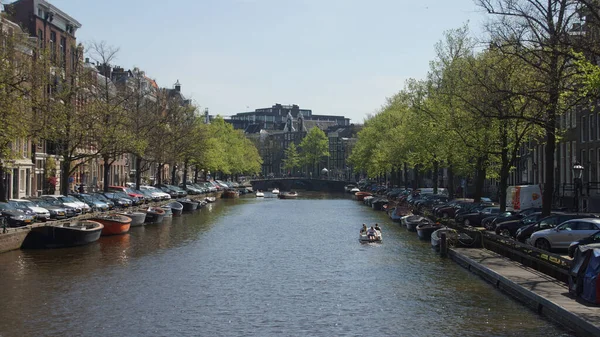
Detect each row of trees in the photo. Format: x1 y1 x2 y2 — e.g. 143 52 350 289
349 0 600 214
0 19 261 200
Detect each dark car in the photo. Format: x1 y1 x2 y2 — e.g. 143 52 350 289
414 195 450 211
28 198 68 219
72 194 110 212
569 230 600 258
489 207 544 230
101 192 132 208
0 202 35 227
495 212 552 237
435 201 475 219
516 213 598 243
458 207 501 227
481 211 516 229
454 204 494 221
90 193 116 210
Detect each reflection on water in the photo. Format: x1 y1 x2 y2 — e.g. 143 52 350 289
0 194 574 336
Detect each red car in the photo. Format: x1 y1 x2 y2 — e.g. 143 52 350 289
108 186 145 199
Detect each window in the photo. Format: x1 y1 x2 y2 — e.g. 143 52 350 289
577 221 597 230
566 111 571 128
60 36 66 68
38 8 44 17
37 29 43 48
582 115 587 142
573 110 577 128
559 221 577 231
50 31 56 62
590 114 595 141
539 217 558 229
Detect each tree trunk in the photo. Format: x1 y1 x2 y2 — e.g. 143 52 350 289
135 156 143 190
171 164 177 185
447 164 455 199
182 159 189 189
0 164 7 202
194 166 199 183
413 165 419 190
473 156 487 202
60 158 71 195
157 164 163 185
543 125 556 216
433 160 439 195
103 156 111 192
403 162 408 189
499 125 510 211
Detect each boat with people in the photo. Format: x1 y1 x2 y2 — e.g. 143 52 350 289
255 190 264 197
91 214 132 236
278 191 298 199
117 211 146 227
359 224 383 243
144 206 166 224
272 188 280 195
22 220 104 249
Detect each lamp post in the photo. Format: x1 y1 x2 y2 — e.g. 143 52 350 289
573 162 584 212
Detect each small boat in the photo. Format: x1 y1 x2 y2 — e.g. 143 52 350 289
372 198 388 211
22 220 103 249
344 184 357 193
403 215 430 232
204 197 216 203
222 189 240 198
359 228 382 243
91 214 132 236
144 206 166 224
117 211 146 227
255 191 264 197
278 191 298 199
166 201 183 216
271 188 280 195
161 206 173 217
355 191 372 201
431 227 457 251
350 187 360 193
177 198 199 212
416 222 443 241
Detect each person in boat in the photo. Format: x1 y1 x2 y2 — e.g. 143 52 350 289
360 224 367 234
374 223 381 231
367 226 376 240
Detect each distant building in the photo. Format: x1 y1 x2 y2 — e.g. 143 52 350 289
225 103 350 132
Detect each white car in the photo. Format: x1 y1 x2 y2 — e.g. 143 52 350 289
41 195 84 215
139 185 171 200
9 199 51 221
528 218 600 251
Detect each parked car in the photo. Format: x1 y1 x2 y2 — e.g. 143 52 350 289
100 192 132 208
515 213 597 243
41 195 85 215
180 184 203 195
27 198 68 219
528 218 600 251
139 185 171 200
495 212 550 237
9 199 50 221
458 207 501 227
109 186 145 200
0 202 35 227
90 193 116 210
482 211 516 230
454 204 495 223
135 189 160 202
72 193 110 212
568 231 600 258
489 207 543 230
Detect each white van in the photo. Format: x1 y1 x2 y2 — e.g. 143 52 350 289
506 185 542 211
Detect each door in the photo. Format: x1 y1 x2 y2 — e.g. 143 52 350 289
553 221 579 248
572 221 600 245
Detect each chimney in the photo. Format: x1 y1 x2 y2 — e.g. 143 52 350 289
174 79 181 92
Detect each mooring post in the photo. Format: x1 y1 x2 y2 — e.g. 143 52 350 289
440 233 447 258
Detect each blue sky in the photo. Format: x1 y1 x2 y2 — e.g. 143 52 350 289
19 0 486 123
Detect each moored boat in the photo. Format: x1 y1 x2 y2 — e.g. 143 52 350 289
271 188 280 195
255 191 264 197
161 206 173 217
204 196 216 203
22 220 103 249
355 191 372 201
166 201 183 216
416 222 443 241
177 198 199 211
91 214 131 236
144 206 166 224
431 227 457 251
278 191 298 199
372 198 388 211
117 211 146 227
222 189 240 198
403 215 430 232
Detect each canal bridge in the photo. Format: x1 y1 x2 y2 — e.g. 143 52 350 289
249 178 351 192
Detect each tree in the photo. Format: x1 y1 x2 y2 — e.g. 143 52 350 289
0 18 35 201
299 127 329 177
476 0 591 215
282 143 300 175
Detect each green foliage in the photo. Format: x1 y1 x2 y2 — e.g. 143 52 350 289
282 143 300 173
299 127 329 173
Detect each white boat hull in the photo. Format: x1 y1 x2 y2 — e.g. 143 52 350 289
359 230 382 243
255 192 264 197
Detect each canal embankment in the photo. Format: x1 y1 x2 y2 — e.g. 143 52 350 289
0 193 220 254
450 247 600 337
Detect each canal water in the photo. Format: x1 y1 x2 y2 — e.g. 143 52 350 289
0 193 574 337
